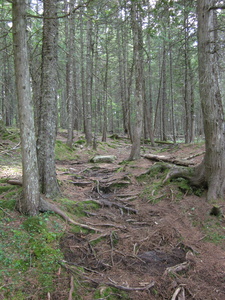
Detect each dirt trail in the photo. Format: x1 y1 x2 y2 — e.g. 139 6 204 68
56 137 225 300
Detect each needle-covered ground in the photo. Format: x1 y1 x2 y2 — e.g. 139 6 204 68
0 130 225 300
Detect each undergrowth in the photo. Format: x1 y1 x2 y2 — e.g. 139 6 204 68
0 212 65 299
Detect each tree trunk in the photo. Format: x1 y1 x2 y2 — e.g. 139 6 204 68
129 1 144 160
37 0 59 197
196 0 225 200
12 0 40 215
84 10 93 146
66 0 76 148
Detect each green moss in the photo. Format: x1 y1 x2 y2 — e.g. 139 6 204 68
55 140 79 160
57 198 100 216
174 178 204 197
74 139 86 145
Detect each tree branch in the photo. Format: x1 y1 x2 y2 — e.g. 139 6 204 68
208 5 225 10
26 0 94 19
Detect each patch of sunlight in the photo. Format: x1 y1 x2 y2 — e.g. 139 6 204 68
0 165 22 177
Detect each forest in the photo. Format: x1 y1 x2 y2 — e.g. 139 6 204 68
1 0 225 299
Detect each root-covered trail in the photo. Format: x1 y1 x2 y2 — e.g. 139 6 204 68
56 138 225 300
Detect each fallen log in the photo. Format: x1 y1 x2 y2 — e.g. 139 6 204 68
143 153 195 167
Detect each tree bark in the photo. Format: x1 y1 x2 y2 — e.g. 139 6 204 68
196 0 225 200
12 0 40 215
129 1 144 160
37 0 60 197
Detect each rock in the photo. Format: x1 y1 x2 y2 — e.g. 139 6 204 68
90 155 116 163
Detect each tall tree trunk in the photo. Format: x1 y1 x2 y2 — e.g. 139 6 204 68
37 0 59 197
196 0 225 200
102 29 109 142
161 42 167 141
129 1 143 160
85 10 93 146
66 0 76 148
12 0 40 215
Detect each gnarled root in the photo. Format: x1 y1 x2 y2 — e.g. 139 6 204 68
163 161 207 188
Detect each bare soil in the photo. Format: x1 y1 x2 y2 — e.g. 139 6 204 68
55 135 225 300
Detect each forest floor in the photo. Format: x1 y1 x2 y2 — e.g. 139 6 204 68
1 130 225 300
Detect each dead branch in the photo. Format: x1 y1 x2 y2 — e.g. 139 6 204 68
171 286 186 300
0 207 13 218
143 153 195 167
107 277 155 292
71 181 92 187
68 276 74 300
164 261 190 276
7 179 22 186
86 222 126 230
185 151 205 160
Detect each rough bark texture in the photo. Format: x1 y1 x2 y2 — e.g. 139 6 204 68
37 0 59 197
12 0 40 215
197 0 225 200
129 1 144 160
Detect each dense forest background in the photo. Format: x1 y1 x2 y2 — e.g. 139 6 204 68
2 0 225 144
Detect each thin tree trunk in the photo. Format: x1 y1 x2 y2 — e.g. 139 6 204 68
85 10 93 146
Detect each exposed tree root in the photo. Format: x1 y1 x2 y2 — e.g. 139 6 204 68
7 179 103 232
39 197 103 233
163 161 207 188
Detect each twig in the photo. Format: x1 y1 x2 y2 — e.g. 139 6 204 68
107 277 155 292
164 261 190 276
185 151 205 160
87 222 126 230
68 276 74 300
171 286 186 300
0 207 13 218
